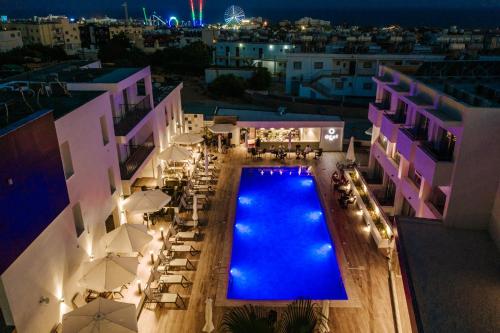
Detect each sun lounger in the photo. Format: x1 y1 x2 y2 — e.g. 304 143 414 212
144 287 186 309
159 273 191 288
174 214 198 228
157 255 196 271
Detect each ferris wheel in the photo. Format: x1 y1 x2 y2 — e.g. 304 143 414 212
224 5 245 25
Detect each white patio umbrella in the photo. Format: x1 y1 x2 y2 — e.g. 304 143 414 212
102 224 153 255
158 145 192 163
204 144 209 174
202 298 215 333
172 133 204 145
62 298 138 333
208 123 235 134
346 136 356 162
123 190 171 214
192 195 198 227
79 254 138 292
156 164 163 187
217 134 222 153
319 300 330 333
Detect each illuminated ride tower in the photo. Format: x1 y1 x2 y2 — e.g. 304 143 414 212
188 0 204 26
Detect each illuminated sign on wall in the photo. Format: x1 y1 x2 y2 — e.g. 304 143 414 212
324 128 339 141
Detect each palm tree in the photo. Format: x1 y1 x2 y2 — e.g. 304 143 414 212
277 300 327 333
220 300 328 333
220 304 275 333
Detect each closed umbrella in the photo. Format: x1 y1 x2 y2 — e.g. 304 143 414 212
346 136 356 162
102 224 153 255
192 195 198 227
123 190 171 214
320 300 330 333
202 298 215 333
156 164 163 187
62 298 138 333
158 145 192 162
244 131 248 148
217 135 222 153
204 144 209 174
79 254 138 292
172 133 204 145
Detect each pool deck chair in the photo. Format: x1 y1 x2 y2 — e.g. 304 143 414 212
159 273 191 288
144 288 186 309
158 258 196 271
174 214 198 229
164 242 200 256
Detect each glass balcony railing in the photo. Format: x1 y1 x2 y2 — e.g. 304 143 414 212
119 134 155 180
113 95 152 136
420 141 454 162
400 126 428 141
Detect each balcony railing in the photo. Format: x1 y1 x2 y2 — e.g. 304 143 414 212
419 141 454 162
400 126 428 141
373 101 391 110
113 95 152 136
384 111 406 124
119 134 155 180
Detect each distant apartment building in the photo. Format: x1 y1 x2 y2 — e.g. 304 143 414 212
362 61 500 245
213 41 294 76
8 16 81 55
79 23 154 50
0 30 23 52
0 61 184 332
285 53 445 99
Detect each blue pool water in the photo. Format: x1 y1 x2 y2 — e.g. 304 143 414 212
227 167 347 301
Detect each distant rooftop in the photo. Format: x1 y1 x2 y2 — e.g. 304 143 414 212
0 90 106 133
215 107 342 122
396 218 500 333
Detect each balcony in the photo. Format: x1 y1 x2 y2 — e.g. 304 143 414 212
372 141 399 179
380 112 405 142
414 142 454 187
119 134 155 180
113 95 152 136
368 102 390 127
396 127 427 161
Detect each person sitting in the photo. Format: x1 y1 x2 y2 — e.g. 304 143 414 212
303 145 312 159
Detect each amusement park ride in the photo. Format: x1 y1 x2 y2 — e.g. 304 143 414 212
142 0 204 27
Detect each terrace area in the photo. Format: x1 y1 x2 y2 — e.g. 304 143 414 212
123 147 412 332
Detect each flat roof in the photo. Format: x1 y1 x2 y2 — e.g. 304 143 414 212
1 64 143 84
215 107 342 122
0 90 106 131
0 60 98 83
396 218 500 333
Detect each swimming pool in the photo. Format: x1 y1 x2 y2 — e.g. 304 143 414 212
227 167 347 301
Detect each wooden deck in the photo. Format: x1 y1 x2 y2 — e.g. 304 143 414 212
137 148 411 333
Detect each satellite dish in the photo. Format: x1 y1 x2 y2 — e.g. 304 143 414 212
224 5 245 25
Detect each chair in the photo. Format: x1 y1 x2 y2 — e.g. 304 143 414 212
169 224 200 241
159 272 191 288
164 240 200 256
174 214 198 228
144 286 186 309
158 257 196 271
71 292 87 309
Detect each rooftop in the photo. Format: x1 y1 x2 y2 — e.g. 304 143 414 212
0 90 106 133
395 218 500 333
214 107 343 122
1 63 143 84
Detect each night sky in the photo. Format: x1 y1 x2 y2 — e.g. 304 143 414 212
1 0 499 26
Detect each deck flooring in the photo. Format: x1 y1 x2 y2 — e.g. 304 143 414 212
137 148 411 333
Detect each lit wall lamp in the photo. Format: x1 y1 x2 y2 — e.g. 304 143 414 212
160 227 164 241
149 250 154 265
137 279 142 294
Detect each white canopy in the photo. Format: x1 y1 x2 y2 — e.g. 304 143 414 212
172 133 204 145
192 195 198 226
102 224 153 254
79 254 138 292
158 145 192 162
123 190 171 214
346 136 356 162
208 123 235 134
62 298 138 333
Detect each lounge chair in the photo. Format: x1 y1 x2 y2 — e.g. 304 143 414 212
151 270 191 289
144 287 186 309
180 197 205 211
164 240 200 256
71 292 87 309
174 214 198 228
157 254 196 271
169 223 200 241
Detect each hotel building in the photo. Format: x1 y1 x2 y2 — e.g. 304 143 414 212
0 61 183 332
0 30 23 52
363 60 500 245
285 53 445 99
8 16 81 55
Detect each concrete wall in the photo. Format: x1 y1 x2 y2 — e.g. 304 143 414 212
205 68 255 84
1 92 122 333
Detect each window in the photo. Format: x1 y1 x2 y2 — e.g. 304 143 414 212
107 168 116 194
72 203 85 237
363 82 373 90
99 116 109 145
293 61 302 70
335 81 344 90
60 141 74 179
314 62 324 69
363 61 372 68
